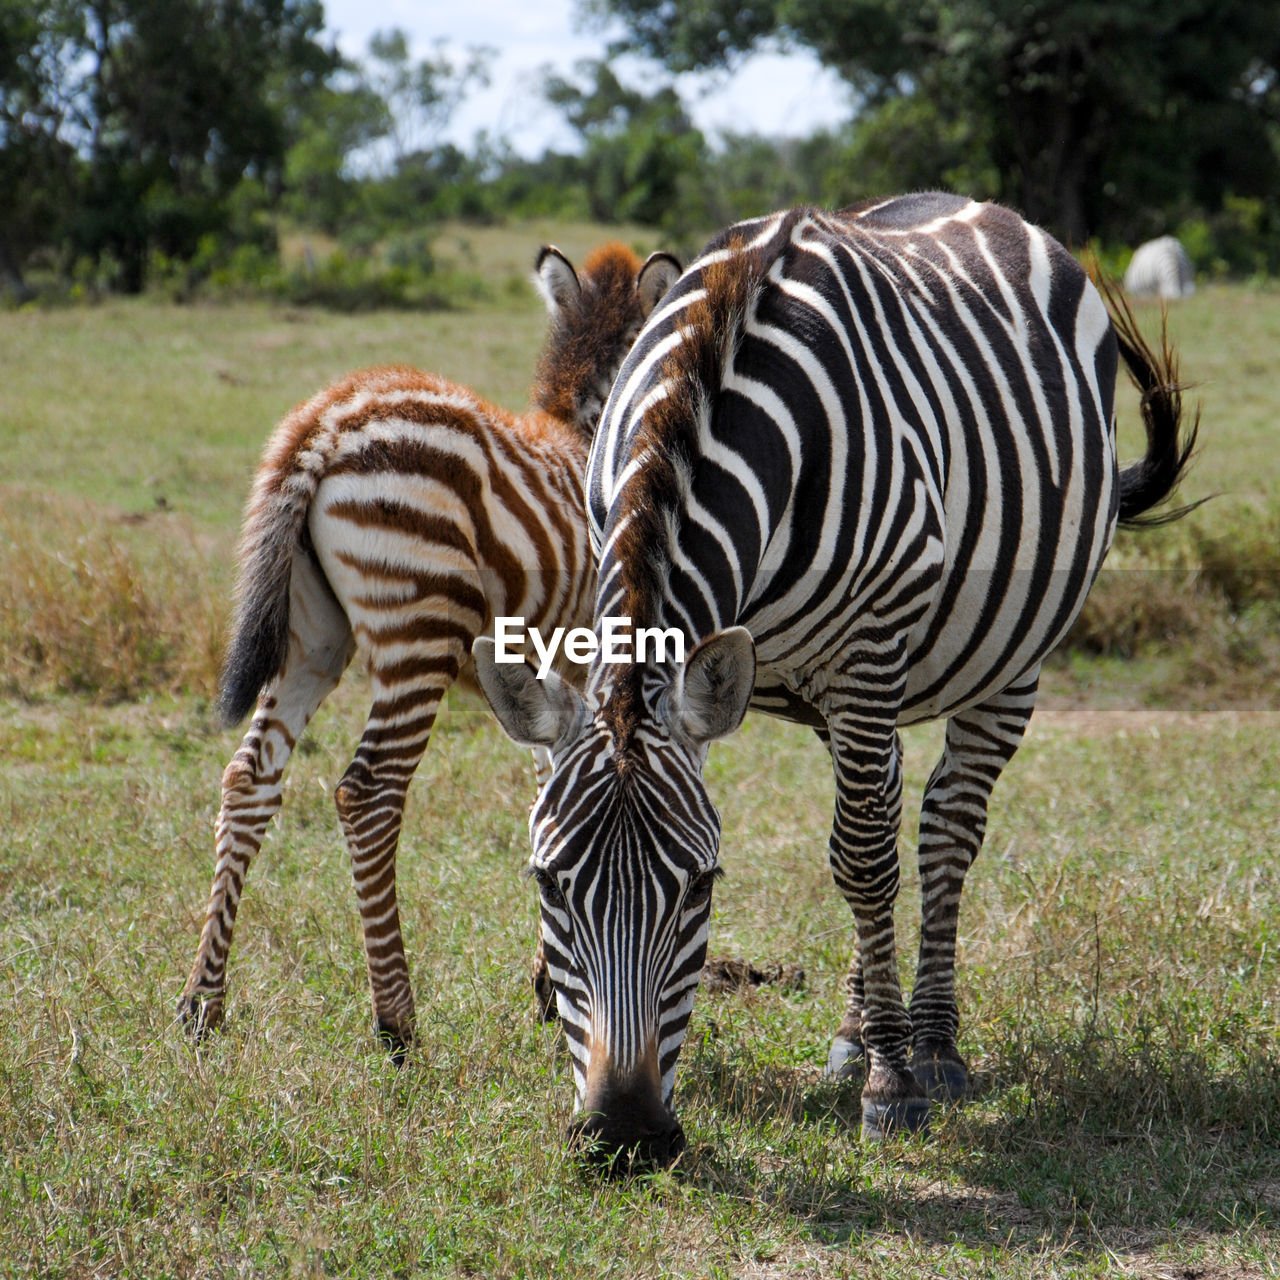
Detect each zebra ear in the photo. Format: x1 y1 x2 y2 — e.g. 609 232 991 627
636 251 681 318
534 246 580 316
662 626 756 746
472 637 586 750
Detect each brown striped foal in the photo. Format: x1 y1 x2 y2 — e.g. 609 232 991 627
178 243 680 1056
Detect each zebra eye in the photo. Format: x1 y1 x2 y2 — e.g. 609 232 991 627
685 870 717 910
534 870 566 909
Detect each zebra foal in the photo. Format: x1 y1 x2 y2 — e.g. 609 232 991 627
178 243 680 1055
474 193 1197 1163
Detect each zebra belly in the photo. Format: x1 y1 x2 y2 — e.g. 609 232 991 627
896 557 1101 724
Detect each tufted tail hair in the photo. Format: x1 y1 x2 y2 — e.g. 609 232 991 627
1090 265 1203 529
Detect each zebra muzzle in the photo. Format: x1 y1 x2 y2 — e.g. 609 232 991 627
570 1046 685 1172
567 1107 686 1173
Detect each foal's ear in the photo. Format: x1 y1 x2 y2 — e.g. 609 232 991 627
473 637 587 749
660 626 756 746
533 246 581 316
636 251 682 318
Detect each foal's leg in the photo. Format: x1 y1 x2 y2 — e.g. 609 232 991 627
908 668 1040 1100
333 627 471 1060
179 553 353 1036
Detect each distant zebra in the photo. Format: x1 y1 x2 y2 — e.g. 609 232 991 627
1124 235 1195 300
178 243 681 1055
474 193 1197 1163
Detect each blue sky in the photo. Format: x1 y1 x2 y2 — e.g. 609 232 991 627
320 0 852 155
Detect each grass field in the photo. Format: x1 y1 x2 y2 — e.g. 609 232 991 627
1 227 1278 1277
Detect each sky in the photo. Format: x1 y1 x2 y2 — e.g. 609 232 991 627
319 0 852 156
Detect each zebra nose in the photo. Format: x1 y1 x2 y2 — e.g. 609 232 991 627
567 1109 686 1174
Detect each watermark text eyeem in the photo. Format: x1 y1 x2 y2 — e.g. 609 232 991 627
493 616 684 679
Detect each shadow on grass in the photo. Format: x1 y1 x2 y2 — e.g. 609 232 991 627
675 1029 1280 1256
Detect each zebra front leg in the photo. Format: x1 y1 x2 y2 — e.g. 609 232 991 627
334 650 463 1062
908 672 1039 1102
824 694 927 1140
823 726 903 1081
179 659 348 1036
529 745 558 1022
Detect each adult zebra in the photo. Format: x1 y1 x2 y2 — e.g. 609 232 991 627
474 193 1197 1163
178 242 680 1056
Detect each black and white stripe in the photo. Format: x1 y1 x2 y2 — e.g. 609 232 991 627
475 192 1196 1157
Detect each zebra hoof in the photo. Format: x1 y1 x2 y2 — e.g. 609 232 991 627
909 1051 969 1103
176 992 222 1041
375 1020 412 1067
824 1035 866 1080
861 1094 932 1141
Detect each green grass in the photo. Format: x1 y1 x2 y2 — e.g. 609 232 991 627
1 690 1277 1277
1 240 1279 1276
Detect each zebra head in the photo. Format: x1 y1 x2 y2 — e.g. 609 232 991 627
473 627 756 1169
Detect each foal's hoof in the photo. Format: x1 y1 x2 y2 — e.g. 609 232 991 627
823 1035 866 1081
861 1093 932 1141
176 992 222 1041
909 1050 969 1103
375 1020 412 1067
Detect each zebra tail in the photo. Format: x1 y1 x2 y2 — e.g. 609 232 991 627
1091 267 1203 529
217 394 335 726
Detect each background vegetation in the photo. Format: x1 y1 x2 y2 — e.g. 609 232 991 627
4 0 1280 305
1 235 1278 1274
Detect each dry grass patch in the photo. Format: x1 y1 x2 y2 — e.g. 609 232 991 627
0 488 226 701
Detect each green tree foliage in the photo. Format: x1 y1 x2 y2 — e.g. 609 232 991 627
281 79 387 233
0 1 80 297
1 0 340 294
587 0 1280 247
545 60 710 231
77 0 339 291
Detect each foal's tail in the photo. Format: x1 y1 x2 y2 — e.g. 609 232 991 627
218 371 376 725
1091 268 1202 529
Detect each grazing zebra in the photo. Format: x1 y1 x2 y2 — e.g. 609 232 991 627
1124 235 1195 300
473 193 1197 1164
178 243 681 1056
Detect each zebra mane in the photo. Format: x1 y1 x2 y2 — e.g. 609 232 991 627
603 234 768 754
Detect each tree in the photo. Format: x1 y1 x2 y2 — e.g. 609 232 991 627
2 0 340 293
75 0 340 290
0 0 80 297
545 59 710 232
281 78 387 233
360 29 490 167
586 0 1280 245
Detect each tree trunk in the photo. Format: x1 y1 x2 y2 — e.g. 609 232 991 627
0 231 35 304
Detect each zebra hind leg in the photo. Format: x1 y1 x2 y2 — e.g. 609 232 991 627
334 640 467 1062
908 671 1039 1102
178 557 352 1038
